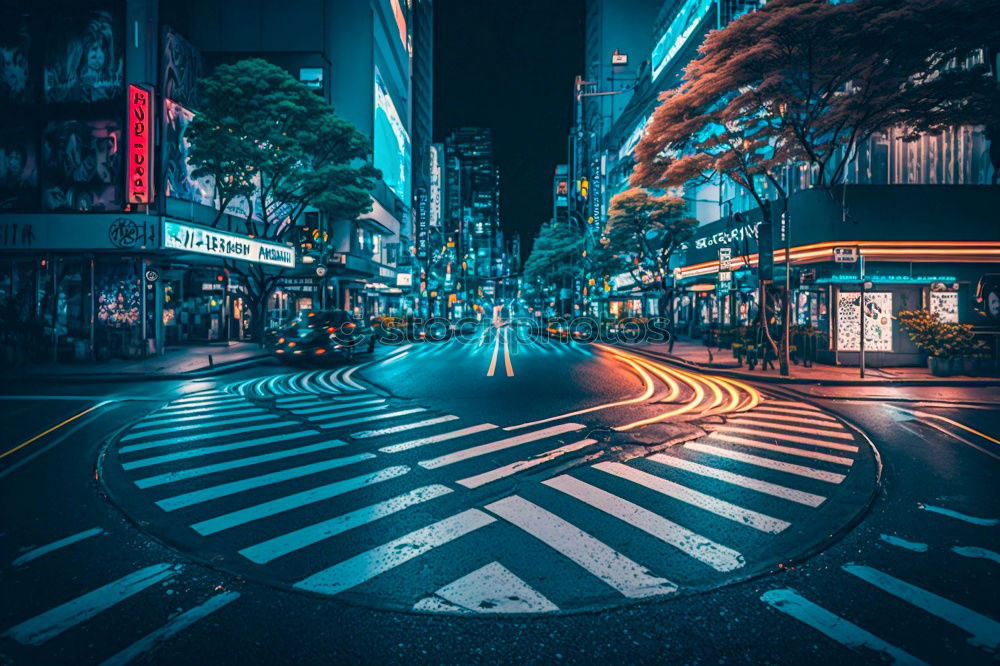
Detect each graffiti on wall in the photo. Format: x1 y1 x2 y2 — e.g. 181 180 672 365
44 9 123 104
41 119 121 211
161 27 202 109
163 99 214 207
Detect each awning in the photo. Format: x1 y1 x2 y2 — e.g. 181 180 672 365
358 217 393 235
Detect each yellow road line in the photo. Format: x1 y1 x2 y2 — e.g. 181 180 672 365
502 328 514 377
486 329 501 377
911 409 1000 448
1 403 104 460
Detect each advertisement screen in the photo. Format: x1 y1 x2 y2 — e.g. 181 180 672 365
374 67 411 204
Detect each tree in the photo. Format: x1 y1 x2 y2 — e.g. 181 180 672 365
605 187 696 339
186 59 379 341
522 221 586 315
633 0 1000 374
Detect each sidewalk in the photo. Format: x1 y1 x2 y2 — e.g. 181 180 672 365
630 338 1000 386
3 342 272 381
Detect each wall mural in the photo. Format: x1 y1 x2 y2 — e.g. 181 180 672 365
0 14 31 104
41 119 121 211
163 98 214 207
0 131 38 210
44 9 123 104
161 27 202 109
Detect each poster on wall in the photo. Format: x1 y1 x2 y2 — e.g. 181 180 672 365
96 262 140 329
44 9 123 104
41 119 122 211
929 291 959 323
0 14 32 104
836 291 893 352
0 130 38 210
163 99 214 207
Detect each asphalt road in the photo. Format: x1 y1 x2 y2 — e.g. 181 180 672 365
0 334 997 665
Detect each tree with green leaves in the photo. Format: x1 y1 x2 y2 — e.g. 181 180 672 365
522 221 586 315
186 58 379 341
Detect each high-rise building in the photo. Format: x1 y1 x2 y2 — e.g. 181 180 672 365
172 0 423 317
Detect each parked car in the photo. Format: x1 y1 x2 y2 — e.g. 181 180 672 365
271 310 375 362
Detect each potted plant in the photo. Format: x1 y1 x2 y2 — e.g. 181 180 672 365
898 310 986 376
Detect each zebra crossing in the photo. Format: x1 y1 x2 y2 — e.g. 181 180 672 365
760 515 1000 663
98 380 879 616
1 527 241 664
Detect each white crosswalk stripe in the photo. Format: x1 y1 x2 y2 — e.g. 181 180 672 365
647 453 826 507
239 485 454 564
120 414 280 441
99 591 241 666
844 564 1000 651
132 407 267 430
593 462 791 534
761 588 926 665
317 408 428 429
2 564 179 646
685 441 847 483
155 453 377 511
725 418 856 440
122 431 321 471
351 414 459 439
457 439 597 489
134 440 348 488
736 412 845 428
418 422 585 469
190 465 410 535
119 422 299 455
291 398 385 415
707 425 859 452
753 406 838 421
294 509 497 595
706 433 856 466
485 494 682 596
412 562 558 614
378 423 498 453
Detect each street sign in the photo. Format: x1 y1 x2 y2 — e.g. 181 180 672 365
834 247 859 263
718 247 732 271
611 49 628 66
145 269 159 283
315 265 327 277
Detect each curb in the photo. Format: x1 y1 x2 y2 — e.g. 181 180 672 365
2 354 276 383
623 345 1000 387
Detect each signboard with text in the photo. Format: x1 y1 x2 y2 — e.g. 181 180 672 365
127 85 153 205
834 246 859 263
162 220 295 268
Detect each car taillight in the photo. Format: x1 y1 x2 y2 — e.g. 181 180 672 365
315 348 326 355
277 337 285 344
288 341 296 347
327 326 337 333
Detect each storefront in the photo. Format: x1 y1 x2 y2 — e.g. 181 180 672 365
0 215 296 362
671 185 1000 366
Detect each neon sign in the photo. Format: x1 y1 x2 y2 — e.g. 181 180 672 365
127 85 152 205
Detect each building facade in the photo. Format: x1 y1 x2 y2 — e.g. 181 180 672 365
0 0 428 364
584 0 1000 366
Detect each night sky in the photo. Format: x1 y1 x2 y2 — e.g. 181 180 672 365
432 0 585 253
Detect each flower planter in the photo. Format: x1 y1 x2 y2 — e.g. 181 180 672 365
928 356 961 377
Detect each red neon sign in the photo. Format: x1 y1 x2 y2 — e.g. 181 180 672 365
127 85 152 205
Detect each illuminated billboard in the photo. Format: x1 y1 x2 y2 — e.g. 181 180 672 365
374 67 411 204
651 0 714 81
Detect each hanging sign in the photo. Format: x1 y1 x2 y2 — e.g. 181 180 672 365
127 85 153 204
834 247 858 263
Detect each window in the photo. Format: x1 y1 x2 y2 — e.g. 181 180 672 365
299 68 323 90
357 228 365 250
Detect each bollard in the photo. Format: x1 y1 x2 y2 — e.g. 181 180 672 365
208 354 214 368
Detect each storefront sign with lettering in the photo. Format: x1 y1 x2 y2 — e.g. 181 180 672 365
163 220 295 268
127 85 153 204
